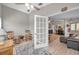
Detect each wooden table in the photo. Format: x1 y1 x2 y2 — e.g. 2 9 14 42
0 40 14 55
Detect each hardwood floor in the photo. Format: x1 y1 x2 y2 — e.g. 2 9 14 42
49 34 60 42
48 34 79 55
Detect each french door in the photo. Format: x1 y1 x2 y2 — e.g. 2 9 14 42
34 15 48 49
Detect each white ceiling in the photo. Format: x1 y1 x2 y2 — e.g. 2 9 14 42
2 3 50 14
2 3 79 19
31 3 79 16
50 7 79 20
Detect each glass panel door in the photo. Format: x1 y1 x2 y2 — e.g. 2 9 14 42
34 15 48 49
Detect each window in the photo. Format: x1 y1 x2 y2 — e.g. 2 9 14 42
76 23 79 31
71 23 76 31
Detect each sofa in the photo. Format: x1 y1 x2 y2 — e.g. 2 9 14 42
60 34 79 51
60 35 70 43
67 37 79 51
60 33 78 43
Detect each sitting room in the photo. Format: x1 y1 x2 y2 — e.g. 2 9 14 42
48 4 79 54
0 3 79 55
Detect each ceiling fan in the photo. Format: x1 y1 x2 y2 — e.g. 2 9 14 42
61 6 68 12
15 3 43 13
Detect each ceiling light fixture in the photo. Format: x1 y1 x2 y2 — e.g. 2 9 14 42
25 3 29 7
31 5 34 9
25 3 34 13
27 6 30 9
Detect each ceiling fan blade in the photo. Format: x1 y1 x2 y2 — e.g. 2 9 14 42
33 6 40 10
38 3 43 6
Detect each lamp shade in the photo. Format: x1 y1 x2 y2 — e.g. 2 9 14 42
0 29 6 35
